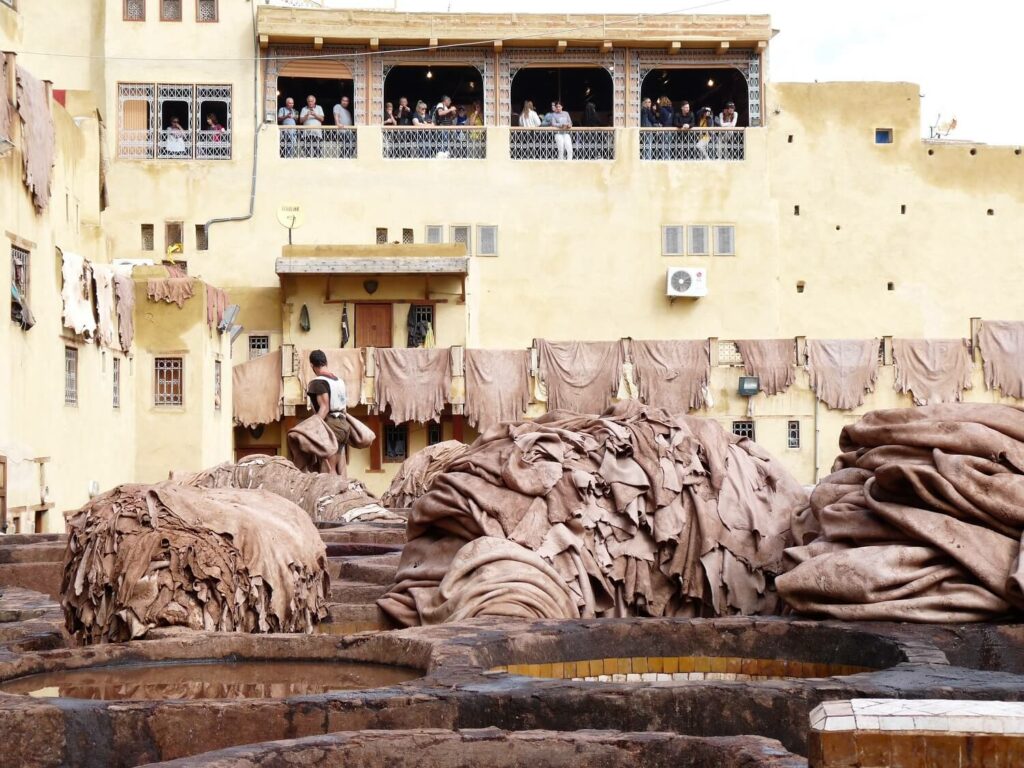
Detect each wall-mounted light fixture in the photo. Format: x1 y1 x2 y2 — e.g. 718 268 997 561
738 376 760 397
363 279 379 295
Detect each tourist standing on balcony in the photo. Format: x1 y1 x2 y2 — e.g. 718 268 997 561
396 97 413 125
468 101 484 126
165 116 188 157
657 96 674 128
278 97 299 158
674 101 695 129
582 100 599 127
412 101 432 125
519 100 541 127
640 97 658 159
299 95 324 157
716 101 738 128
383 102 397 126
549 101 573 160
333 95 353 127
412 101 432 157
433 95 458 126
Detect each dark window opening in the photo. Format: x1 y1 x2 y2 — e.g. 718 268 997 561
511 66 612 126
731 420 755 440
384 423 409 462
787 420 800 449
900 204 907 214
407 304 435 348
793 205 800 216
402 228 414 244
141 223 154 250
887 282 895 291
277 76 354 125
427 421 443 446
195 224 208 250
640 67 748 127
376 227 388 244
875 128 893 144
10 245 33 330
165 221 183 254
796 281 806 293
384 65 483 123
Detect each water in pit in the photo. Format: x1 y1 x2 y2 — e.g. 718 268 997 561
0 660 419 700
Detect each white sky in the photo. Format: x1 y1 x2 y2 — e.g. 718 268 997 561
364 0 1022 145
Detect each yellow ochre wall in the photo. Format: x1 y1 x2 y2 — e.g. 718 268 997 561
5 2 1024 508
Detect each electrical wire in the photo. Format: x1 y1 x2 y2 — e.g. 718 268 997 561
11 0 743 63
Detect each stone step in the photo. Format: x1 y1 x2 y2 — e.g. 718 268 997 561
329 580 389 604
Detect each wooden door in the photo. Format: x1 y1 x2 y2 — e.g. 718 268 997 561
355 303 392 348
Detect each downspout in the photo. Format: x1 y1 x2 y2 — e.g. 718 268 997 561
206 0 261 235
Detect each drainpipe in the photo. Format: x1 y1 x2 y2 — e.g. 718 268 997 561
206 0 262 235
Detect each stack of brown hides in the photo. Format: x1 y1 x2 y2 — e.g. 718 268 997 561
777 404 1024 622
182 455 394 524
62 483 329 644
378 402 807 626
381 440 472 508
287 416 338 473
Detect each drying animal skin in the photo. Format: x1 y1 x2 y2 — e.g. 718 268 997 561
381 440 472 509
378 402 807 626
62 483 329 644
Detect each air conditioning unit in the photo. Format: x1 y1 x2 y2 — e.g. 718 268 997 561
666 267 708 298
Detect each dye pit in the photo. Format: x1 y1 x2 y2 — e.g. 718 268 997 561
0 659 419 700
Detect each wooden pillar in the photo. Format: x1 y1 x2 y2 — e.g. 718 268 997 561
452 414 465 443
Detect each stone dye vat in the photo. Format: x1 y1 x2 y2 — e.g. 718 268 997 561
0 659 418 700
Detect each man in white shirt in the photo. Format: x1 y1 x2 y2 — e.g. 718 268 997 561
306 349 348 476
299 95 324 157
333 95 353 127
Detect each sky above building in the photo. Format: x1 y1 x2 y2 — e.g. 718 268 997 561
369 0 1020 145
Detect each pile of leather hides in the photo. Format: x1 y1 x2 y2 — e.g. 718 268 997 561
377 401 807 626
381 440 471 508
61 483 329 644
180 455 399 524
777 404 1024 622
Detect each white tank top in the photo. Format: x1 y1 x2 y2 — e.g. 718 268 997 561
313 375 347 413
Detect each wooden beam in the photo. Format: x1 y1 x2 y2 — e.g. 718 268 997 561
556 40 567 54
313 36 323 51
757 40 768 51
259 34 269 49
716 41 730 55
493 40 503 52
369 37 379 51
429 37 439 48
600 40 612 53
668 41 682 54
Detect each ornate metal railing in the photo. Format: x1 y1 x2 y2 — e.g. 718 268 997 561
509 128 615 161
196 129 232 160
278 126 357 159
381 127 486 159
639 128 745 161
118 128 155 160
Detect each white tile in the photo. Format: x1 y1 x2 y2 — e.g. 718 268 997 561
823 716 856 732
611 674 626 683
912 716 950 731
878 716 911 731
854 715 880 730
656 674 671 682
672 673 687 681
947 716 986 733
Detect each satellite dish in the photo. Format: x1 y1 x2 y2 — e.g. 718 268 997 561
277 203 304 230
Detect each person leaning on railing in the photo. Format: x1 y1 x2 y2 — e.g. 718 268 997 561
548 101 573 160
278 96 299 158
519 100 541 127
299 95 324 158
715 101 739 128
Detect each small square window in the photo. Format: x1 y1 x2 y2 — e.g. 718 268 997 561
375 227 388 244
477 225 498 256
402 228 414 244
687 225 709 256
451 225 471 255
248 334 270 360
124 0 145 20
195 224 208 251
165 221 183 254
787 420 800 449
196 0 217 22
214 360 222 410
160 0 181 21
141 224 154 251
662 225 684 256
383 423 409 462
425 225 444 244
731 420 754 440
875 128 893 144
113 357 121 409
154 357 184 406
713 225 735 256
65 347 78 406
427 421 443 446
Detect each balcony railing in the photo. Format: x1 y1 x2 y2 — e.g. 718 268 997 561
639 128 745 161
509 128 615 161
279 126 357 159
197 129 232 160
381 126 486 159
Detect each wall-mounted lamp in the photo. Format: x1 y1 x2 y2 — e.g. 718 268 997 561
363 279 379 295
738 376 760 397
